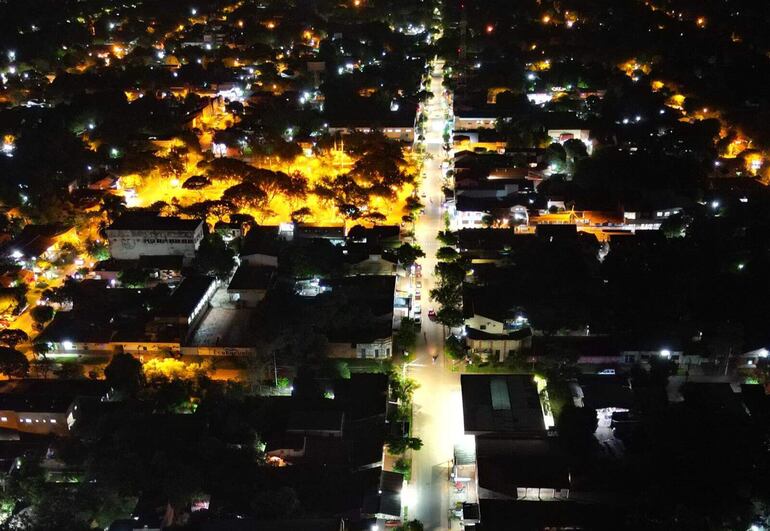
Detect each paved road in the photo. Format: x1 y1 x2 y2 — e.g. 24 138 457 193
408 60 464 531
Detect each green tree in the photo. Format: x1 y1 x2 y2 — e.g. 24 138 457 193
396 520 425 531
394 317 418 354
436 246 458 261
437 230 458 246
393 243 425 268
191 233 236 279
118 267 149 288
386 435 424 454
445 334 465 360
30 305 54 328
0 347 29 378
104 353 145 395
436 306 464 327
0 328 28 347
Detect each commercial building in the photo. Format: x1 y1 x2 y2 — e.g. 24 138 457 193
105 213 205 262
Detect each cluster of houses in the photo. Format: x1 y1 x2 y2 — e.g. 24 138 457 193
15 212 412 371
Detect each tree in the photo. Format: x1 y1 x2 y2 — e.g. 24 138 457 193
557 404 598 451
436 246 458 261
435 261 466 286
445 334 465 360
221 182 267 210
394 317 418 354
0 347 29 378
437 230 458 246
481 214 495 228
436 307 464 327
396 520 424 531
0 329 28 347
405 196 424 214
393 243 425 268
104 353 145 395
290 206 313 224
118 267 149 288
100 194 127 222
386 435 424 454
191 233 236 279
30 305 54 328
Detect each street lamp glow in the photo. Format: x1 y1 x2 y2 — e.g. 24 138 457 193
7 50 15 61
711 200 720 209
660 349 671 358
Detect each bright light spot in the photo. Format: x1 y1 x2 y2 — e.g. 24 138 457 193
485 24 494 34
157 50 165 59
758 349 769 358
660 349 671 358
527 72 536 81
401 484 417 508
7 50 15 61
88 122 95 130
711 200 720 209
62 340 73 350
738 263 745 270
541 15 551 24
190 7 197 15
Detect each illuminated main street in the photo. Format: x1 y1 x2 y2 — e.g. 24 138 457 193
408 60 465 531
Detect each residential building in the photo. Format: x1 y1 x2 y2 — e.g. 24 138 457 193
463 287 532 362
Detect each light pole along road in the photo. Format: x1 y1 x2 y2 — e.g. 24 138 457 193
407 59 465 531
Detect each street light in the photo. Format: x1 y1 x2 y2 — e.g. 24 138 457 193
660 349 671 359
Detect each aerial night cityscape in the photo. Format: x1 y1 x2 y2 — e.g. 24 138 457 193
1 0 770 529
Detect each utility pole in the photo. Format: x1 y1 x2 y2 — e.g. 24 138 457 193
273 351 278 387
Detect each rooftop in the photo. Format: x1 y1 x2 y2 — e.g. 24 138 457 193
107 212 203 232
227 265 276 291
0 379 107 413
157 276 216 319
461 375 546 436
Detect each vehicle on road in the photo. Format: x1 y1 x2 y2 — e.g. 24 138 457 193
428 309 436 320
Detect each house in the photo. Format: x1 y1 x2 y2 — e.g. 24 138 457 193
453 107 499 131
105 213 204 262
321 276 396 359
461 375 547 438
240 225 282 267
463 287 532 362
295 225 346 243
347 225 401 248
227 265 275 307
327 112 416 143
0 224 75 265
0 380 107 436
